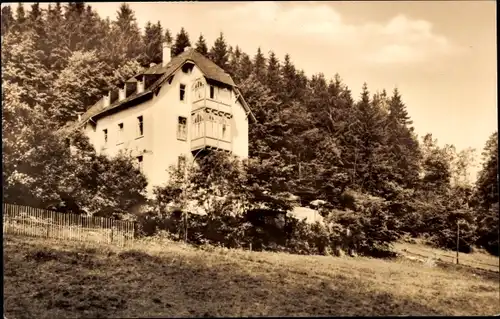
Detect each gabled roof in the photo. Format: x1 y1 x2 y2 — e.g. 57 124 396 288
76 48 252 128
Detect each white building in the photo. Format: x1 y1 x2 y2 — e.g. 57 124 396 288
76 43 255 194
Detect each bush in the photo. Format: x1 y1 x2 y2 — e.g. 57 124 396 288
326 196 401 256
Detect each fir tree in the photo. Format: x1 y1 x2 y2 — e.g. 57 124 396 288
266 51 281 94
108 3 143 66
238 53 253 82
1 5 14 36
142 20 164 66
81 5 107 53
475 131 498 209
280 54 298 102
45 2 69 70
350 83 391 195
195 33 208 56
209 32 229 69
385 88 421 188
252 47 266 82
227 45 242 82
474 132 499 255
13 2 26 33
172 27 191 56
164 28 173 45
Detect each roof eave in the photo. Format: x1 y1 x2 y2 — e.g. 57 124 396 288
235 88 256 123
92 91 154 121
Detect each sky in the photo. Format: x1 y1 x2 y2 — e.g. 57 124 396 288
4 1 497 180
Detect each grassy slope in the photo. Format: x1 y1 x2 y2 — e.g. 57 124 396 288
393 240 499 272
3 235 499 318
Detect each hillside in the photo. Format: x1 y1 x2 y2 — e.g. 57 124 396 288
3 235 499 318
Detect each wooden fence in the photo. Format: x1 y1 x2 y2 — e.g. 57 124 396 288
2 203 135 247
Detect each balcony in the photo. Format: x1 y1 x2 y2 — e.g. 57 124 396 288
190 109 232 152
192 98 231 115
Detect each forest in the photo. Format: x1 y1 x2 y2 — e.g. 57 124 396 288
1 3 498 256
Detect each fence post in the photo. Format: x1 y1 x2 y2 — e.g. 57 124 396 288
456 220 460 265
110 221 114 244
46 215 50 238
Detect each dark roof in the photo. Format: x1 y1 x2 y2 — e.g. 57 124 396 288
77 48 244 127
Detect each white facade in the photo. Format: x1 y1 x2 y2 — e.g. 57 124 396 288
82 57 250 195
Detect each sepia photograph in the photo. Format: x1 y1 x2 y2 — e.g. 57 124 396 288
1 1 498 317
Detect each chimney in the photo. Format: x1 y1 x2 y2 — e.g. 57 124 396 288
162 42 171 67
103 91 111 108
184 46 191 52
137 76 145 94
118 84 126 101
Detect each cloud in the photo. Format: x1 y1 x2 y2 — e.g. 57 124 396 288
212 3 459 65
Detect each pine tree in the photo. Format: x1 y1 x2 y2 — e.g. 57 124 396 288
164 28 173 45
238 53 253 82
227 45 242 82
280 54 298 102
13 2 26 33
209 32 229 69
27 3 43 28
385 88 421 188
108 3 143 66
252 47 266 82
195 33 208 56
172 27 191 56
239 74 295 199
350 83 391 195
475 132 498 209
474 131 499 255
45 2 69 70
266 51 281 94
142 20 164 66
1 5 14 36
62 2 86 52
81 5 107 53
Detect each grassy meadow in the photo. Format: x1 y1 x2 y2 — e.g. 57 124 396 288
3 234 499 318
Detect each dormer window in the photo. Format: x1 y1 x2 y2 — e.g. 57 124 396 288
180 84 186 102
137 76 145 93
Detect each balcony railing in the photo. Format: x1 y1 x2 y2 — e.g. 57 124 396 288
192 98 231 115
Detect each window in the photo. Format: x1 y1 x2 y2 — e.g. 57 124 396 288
210 85 215 99
177 116 187 141
137 156 143 172
178 155 186 171
194 80 204 100
180 84 186 101
117 123 124 144
137 116 143 137
207 113 216 138
192 113 204 139
103 129 108 144
221 118 229 141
